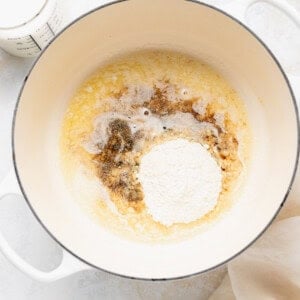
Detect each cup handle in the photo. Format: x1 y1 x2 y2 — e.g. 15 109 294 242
0 169 91 282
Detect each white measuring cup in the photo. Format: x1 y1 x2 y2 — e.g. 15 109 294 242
0 0 63 57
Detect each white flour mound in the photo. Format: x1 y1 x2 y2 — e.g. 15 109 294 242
138 139 222 226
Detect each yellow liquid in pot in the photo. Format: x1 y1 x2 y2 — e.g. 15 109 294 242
60 50 251 243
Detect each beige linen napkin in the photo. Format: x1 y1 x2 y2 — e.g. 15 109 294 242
210 166 300 300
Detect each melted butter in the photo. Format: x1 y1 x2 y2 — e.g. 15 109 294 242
60 50 251 243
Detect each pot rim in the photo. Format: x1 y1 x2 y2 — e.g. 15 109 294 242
12 0 300 281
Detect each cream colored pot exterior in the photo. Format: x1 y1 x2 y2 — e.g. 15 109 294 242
6 0 300 280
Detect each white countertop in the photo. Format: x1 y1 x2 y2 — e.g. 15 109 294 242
0 0 299 299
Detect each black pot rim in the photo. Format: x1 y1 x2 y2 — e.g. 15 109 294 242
12 0 300 281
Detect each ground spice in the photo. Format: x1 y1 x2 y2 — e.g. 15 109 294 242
92 80 240 213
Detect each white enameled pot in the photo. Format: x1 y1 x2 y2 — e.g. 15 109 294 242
0 0 299 281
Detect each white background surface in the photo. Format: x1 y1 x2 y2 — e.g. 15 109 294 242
0 0 299 299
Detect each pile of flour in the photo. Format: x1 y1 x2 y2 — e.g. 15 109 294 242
138 139 222 226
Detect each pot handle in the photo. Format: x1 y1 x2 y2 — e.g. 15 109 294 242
220 0 300 26
0 169 91 282
220 0 300 103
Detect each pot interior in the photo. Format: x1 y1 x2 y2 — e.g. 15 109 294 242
14 0 298 279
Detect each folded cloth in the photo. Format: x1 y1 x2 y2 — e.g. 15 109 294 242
210 166 300 300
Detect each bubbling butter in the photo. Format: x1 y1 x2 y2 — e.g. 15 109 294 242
60 50 251 242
